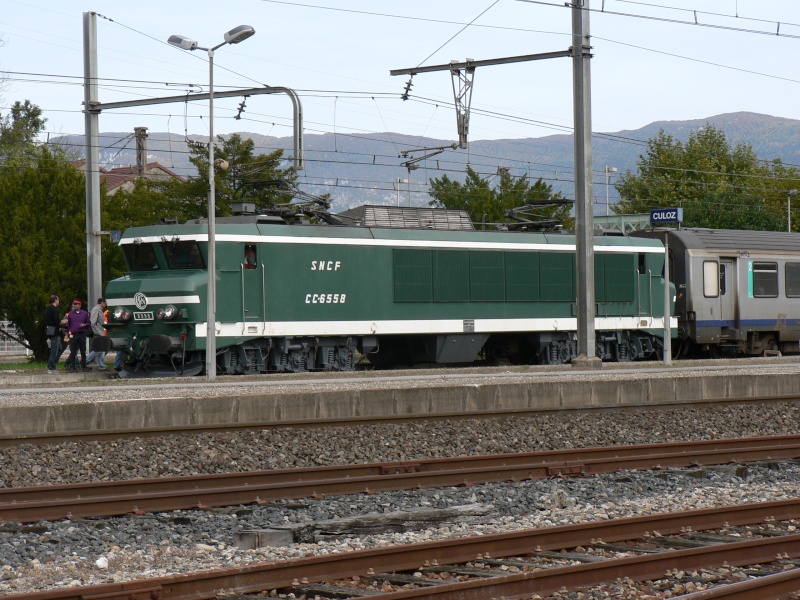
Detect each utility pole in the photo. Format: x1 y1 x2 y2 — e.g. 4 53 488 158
571 0 600 368
83 12 102 306
391 13 598 368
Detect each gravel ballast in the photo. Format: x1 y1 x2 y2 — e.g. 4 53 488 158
1 399 800 595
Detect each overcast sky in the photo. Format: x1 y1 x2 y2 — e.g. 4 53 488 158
2 0 799 146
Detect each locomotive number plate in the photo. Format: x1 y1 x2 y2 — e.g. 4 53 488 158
134 311 154 321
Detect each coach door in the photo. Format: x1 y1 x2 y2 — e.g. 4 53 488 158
719 259 736 329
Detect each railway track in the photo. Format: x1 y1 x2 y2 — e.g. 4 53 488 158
4 434 800 522
10 498 800 600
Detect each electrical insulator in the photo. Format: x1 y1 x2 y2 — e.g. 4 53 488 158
401 77 414 101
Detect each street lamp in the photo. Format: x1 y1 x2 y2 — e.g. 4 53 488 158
604 166 617 216
168 25 256 380
788 189 797 233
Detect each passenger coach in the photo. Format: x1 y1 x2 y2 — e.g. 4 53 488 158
633 228 800 356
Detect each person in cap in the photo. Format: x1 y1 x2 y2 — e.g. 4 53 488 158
64 298 91 372
85 297 108 370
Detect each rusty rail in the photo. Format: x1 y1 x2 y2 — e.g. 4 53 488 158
678 567 800 599
10 497 800 600
3 435 800 522
367 534 800 599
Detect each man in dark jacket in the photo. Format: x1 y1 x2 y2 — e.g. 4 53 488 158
45 295 65 374
64 298 91 372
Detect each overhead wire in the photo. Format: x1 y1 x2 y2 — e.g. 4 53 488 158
516 0 800 39
8 2 800 210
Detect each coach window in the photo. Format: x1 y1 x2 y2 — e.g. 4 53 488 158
244 245 257 269
703 261 719 298
752 262 778 298
786 263 800 297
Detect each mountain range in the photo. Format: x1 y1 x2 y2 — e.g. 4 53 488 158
55 111 800 212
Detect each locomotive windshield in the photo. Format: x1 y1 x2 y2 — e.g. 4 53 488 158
123 243 159 271
163 240 204 269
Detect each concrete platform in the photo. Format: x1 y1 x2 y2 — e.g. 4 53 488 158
1 359 799 437
0 369 117 385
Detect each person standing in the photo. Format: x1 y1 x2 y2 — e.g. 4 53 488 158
85 297 108 370
45 295 65 374
64 298 91 372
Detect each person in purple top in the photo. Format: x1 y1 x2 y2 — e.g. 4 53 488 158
64 298 91 372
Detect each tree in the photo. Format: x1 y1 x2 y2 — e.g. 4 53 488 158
428 165 572 229
185 133 297 214
614 125 800 230
0 146 87 361
0 100 46 162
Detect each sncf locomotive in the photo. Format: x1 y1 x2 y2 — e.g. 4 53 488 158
104 205 674 377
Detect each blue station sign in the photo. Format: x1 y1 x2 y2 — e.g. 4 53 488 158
649 207 683 224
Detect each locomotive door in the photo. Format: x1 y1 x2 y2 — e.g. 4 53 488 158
242 244 265 332
718 259 736 329
217 244 264 337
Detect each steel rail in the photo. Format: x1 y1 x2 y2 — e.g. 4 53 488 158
4 435 800 522
10 498 800 600
364 534 800 599
678 567 800 599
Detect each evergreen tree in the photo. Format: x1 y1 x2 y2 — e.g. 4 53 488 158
428 166 571 229
185 133 297 214
0 145 86 360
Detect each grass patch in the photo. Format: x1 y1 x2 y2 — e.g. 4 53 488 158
0 359 46 371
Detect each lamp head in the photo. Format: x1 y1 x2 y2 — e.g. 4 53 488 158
168 35 198 51
224 25 255 44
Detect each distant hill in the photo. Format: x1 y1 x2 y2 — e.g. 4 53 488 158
53 112 800 212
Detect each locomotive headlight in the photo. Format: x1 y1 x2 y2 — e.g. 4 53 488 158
157 304 178 320
112 306 131 321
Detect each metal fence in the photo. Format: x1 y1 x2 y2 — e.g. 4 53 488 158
0 321 30 356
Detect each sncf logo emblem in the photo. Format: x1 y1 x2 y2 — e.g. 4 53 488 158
134 292 148 310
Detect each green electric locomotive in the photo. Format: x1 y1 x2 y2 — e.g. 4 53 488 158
105 206 675 376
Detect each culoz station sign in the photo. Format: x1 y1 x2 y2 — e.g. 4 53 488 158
649 207 683 224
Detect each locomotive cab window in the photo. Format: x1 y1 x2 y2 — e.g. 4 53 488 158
163 240 204 269
786 263 800 297
752 262 778 298
124 243 159 271
703 261 719 298
244 245 257 269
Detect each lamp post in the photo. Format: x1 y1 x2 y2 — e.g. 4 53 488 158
604 166 617 216
168 25 256 380
788 189 797 233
